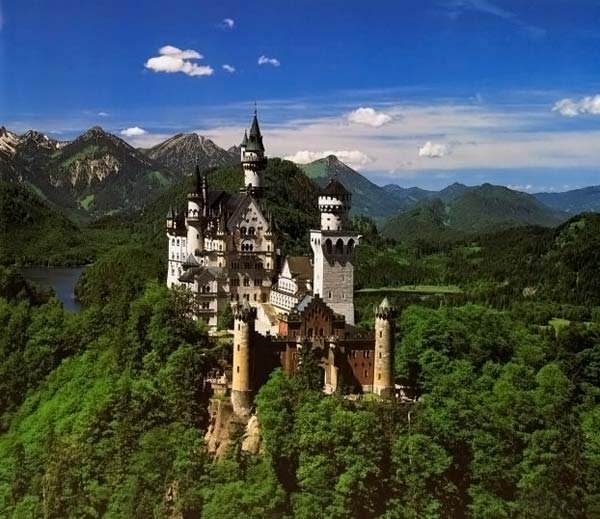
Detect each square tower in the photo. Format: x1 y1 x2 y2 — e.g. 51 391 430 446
310 178 360 325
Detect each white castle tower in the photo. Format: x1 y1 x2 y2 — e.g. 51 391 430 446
240 111 267 197
310 178 360 325
186 163 208 260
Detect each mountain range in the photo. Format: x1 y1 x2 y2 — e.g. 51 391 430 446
0 127 237 218
1 125 600 232
381 184 566 242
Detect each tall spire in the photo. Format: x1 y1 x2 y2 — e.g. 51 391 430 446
202 169 208 216
246 112 264 152
193 160 202 194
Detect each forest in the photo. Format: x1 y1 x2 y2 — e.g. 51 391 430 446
0 162 599 518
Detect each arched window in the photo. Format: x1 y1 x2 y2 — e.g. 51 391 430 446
347 239 354 254
335 239 344 255
325 239 333 255
248 227 255 236
241 226 247 235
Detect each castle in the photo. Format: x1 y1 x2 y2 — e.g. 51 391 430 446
166 113 397 415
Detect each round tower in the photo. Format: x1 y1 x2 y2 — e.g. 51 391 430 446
318 177 351 231
231 300 257 416
186 163 206 256
241 112 267 197
373 297 397 398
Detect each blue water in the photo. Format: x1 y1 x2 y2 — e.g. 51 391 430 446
18 267 84 312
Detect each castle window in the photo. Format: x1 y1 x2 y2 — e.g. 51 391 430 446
253 294 257 301
379 352 382 359
237 344 240 351
379 331 383 338
237 366 239 373
243 278 250 287
328 291 332 299
364 370 368 377
335 239 344 255
267 245 270 251
325 239 333 255
176 239 180 246
241 226 247 235
378 373 381 380
347 239 354 254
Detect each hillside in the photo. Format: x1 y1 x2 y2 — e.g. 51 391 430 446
382 183 566 241
299 155 407 219
140 133 238 176
534 185 600 213
0 181 84 265
137 158 319 255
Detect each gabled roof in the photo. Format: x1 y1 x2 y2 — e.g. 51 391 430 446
182 254 199 268
322 177 350 196
178 266 227 284
285 256 313 280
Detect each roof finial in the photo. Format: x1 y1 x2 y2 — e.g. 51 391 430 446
254 100 257 116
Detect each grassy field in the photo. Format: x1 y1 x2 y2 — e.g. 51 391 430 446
356 285 462 295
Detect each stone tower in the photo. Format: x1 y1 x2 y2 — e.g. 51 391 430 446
186 163 207 258
373 297 397 398
240 112 267 198
231 300 257 416
310 178 360 324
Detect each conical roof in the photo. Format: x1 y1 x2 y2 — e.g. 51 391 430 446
379 297 391 309
245 113 265 152
322 177 350 196
193 162 202 193
241 130 248 147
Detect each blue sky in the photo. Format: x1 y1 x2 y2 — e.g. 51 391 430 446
2 0 600 191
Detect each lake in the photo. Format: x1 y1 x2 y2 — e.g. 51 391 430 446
18 267 85 312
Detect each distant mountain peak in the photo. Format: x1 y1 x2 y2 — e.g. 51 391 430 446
140 131 238 176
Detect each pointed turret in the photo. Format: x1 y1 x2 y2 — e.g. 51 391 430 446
193 161 202 194
246 113 265 152
240 111 267 197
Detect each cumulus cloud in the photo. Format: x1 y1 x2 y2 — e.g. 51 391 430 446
553 94 600 117
220 18 235 29
418 141 450 158
222 64 236 73
258 55 280 67
283 150 372 169
347 107 392 127
145 45 214 77
121 126 148 137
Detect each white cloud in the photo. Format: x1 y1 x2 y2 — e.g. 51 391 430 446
258 55 280 67
507 183 533 191
553 94 600 117
347 107 392 127
120 126 148 137
283 150 372 170
418 141 450 158
145 45 214 77
220 18 235 29
97 112 109 117
222 64 236 73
